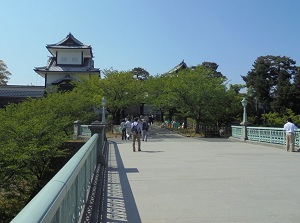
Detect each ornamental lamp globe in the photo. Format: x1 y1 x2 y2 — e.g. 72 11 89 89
241 97 247 108
102 97 106 107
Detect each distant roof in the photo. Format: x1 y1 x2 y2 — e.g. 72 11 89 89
167 60 187 74
47 33 90 49
34 57 100 73
0 85 44 98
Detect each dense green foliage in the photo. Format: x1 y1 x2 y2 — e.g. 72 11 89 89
76 69 146 124
163 66 227 132
144 64 244 131
0 89 96 222
262 109 300 127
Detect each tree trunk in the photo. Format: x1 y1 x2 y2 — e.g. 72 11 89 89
168 108 175 121
195 110 202 133
160 109 164 122
183 117 188 129
112 109 121 124
195 118 201 133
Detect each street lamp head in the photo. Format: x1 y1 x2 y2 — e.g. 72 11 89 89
102 97 106 107
241 97 247 108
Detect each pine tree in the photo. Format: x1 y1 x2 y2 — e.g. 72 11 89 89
0 60 11 85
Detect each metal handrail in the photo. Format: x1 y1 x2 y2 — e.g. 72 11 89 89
11 134 100 223
231 125 242 139
231 125 300 146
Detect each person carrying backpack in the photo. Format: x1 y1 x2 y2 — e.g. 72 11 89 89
141 118 149 142
131 117 142 152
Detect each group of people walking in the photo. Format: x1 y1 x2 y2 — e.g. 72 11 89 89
121 116 297 152
120 116 150 152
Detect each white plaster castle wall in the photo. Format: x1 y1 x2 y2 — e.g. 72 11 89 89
46 74 69 84
57 51 82 65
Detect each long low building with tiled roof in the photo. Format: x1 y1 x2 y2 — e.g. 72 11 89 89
0 85 45 108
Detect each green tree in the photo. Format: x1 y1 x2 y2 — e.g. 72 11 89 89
99 69 144 124
262 109 300 127
242 55 299 120
221 84 245 126
75 75 104 104
145 62 239 127
166 65 228 132
0 99 67 221
132 67 150 81
291 67 300 114
201 61 226 79
0 89 96 221
0 60 11 85
145 74 179 122
76 70 149 124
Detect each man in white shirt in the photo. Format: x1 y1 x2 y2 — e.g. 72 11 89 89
283 118 298 152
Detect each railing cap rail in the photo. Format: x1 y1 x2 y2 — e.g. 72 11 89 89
11 133 99 223
232 125 300 131
247 126 299 131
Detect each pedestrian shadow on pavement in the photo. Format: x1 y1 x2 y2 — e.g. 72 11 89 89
196 138 231 142
139 150 164 153
101 141 142 223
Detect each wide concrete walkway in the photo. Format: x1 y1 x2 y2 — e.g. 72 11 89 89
101 125 300 223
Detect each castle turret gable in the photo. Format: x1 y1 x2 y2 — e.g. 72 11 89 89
46 33 93 58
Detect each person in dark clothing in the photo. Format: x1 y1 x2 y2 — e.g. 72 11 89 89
120 119 127 140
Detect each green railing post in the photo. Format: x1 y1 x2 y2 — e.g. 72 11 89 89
88 120 106 164
240 124 248 141
73 120 82 140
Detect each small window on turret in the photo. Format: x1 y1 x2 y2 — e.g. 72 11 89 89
61 57 67 62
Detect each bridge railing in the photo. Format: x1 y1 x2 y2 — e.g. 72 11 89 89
231 126 243 139
231 125 300 146
81 124 92 136
11 121 107 223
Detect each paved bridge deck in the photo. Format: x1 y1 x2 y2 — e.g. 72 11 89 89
101 125 300 223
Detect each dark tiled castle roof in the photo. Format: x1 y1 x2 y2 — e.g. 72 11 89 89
34 57 99 73
0 85 44 98
167 60 187 74
47 33 90 49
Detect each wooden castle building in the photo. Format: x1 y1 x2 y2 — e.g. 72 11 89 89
0 33 100 107
34 33 100 91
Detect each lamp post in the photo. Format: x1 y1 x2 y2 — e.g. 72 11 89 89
241 97 248 125
240 97 248 141
101 97 106 124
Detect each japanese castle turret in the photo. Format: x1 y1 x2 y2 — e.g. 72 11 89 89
34 33 100 91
